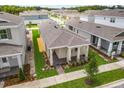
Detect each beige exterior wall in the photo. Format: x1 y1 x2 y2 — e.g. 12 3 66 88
54 46 88 59
55 47 67 59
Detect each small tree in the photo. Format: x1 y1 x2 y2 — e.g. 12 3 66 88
85 51 98 85
19 68 26 81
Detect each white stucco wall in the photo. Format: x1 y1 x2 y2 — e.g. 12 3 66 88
95 15 124 29
80 15 88 22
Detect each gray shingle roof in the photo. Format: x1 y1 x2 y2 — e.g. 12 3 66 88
0 12 23 26
66 19 124 41
83 9 124 17
39 20 90 49
20 11 48 16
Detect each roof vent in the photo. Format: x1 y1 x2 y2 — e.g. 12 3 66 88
96 26 101 28
79 21 82 23
0 20 8 23
54 25 58 29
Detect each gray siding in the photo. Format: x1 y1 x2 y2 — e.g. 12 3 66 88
101 39 109 51
9 56 18 67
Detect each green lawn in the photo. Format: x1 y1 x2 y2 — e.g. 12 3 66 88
49 69 124 88
32 29 57 79
64 49 109 73
26 24 38 28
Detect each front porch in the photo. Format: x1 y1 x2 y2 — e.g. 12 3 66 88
91 35 124 57
53 51 87 66
49 45 89 66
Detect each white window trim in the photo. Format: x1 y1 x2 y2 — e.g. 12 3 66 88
0 57 10 68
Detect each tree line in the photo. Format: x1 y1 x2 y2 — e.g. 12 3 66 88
0 5 36 15
0 5 124 15
68 5 124 12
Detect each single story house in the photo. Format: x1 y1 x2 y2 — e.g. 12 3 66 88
39 20 90 66
66 19 124 57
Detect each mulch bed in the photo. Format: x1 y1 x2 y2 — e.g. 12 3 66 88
4 64 35 87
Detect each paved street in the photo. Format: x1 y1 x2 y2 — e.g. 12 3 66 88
7 60 124 88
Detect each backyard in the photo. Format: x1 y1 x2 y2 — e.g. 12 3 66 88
32 29 57 79
49 69 124 88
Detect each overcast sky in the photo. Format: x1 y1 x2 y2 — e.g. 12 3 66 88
0 0 124 8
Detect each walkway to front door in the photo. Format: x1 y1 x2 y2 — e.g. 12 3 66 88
55 65 64 74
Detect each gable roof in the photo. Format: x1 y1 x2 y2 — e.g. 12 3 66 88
20 10 48 16
0 12 23 26
66 19 124 41
39 20 90 49
83 9 124 17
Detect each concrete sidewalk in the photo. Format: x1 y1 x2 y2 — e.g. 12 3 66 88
97 79 124 88
7 60 124 88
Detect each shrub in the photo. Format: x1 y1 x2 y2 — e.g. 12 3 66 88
19 68 26 81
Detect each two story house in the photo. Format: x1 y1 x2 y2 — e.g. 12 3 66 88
0 12 26 78
80 9 124 29
66 19 124 57
49 9 81 26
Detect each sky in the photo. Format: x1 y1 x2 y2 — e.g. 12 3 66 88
0 0 124 8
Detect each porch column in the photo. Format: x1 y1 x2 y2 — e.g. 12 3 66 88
67 47 71 62
97 38 101 49
107 42 113 56
17 54 23 69
117 41 123 54
50 49 53 66
77 47 80 62
86 46 89 59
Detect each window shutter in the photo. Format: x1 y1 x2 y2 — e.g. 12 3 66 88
7 29 12 39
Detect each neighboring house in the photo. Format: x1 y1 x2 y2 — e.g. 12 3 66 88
0 12 26 78
80 9 124 29
20 10 49 25
49 9 81 26
66 19 124 57
40 20 90 66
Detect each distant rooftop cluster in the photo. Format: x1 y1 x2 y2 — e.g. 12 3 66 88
19 10 48 16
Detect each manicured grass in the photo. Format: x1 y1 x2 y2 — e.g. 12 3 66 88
64 49 109 73
26 24 38 28
49 69 124 88
32 29 57 79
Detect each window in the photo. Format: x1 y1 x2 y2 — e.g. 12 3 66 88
0 29 12 39
75 48 77 52
68 25 73 31
110 18 116 23
2 57 7 63
113 42 119 46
